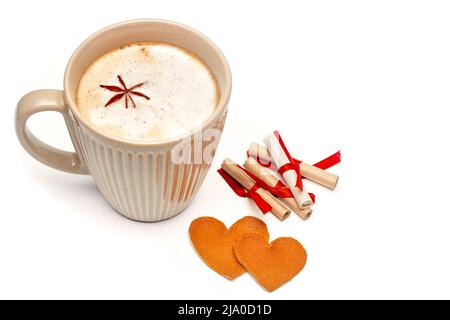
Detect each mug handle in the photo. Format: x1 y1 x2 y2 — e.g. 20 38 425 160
15 89 89 175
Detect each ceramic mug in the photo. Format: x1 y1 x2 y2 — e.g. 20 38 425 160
15 19 232 222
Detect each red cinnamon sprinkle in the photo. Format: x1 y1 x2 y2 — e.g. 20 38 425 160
100 75 150 108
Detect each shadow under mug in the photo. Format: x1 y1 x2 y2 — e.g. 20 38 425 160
15 19 232 222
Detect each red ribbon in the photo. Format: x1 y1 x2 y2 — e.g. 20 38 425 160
240 165 316 203
273 131 304 191
217 168 272 214
247 139 341 176
313 150 341 170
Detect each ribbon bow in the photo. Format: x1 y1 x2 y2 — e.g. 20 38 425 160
248 133 341 178
273 131 304 191
242 165 316 203
217 168 272 214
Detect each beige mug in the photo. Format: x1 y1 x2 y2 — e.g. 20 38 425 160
15 19 232 222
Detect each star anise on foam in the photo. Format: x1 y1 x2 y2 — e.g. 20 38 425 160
100 75 150 108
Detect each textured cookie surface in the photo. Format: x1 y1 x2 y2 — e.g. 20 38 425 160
189 216 269 280
234 234 307 291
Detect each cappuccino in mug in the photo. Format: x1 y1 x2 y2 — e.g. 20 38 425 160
16 19 231 222
77 42 219 141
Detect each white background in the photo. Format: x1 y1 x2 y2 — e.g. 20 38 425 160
1 0 450 300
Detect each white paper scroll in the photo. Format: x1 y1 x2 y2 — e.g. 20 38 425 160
263 133 313 208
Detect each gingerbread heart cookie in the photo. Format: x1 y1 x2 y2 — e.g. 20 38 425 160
189 216 269 280
233 233 307 291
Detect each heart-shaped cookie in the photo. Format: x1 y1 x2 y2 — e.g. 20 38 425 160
234 233 307 291
189 216 269 280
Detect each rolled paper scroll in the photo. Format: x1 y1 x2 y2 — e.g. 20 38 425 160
244 157 312 220
221 158 291 221
248 143 339 190
263 133 313 208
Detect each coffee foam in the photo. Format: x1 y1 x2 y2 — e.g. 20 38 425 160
76 42 219 141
